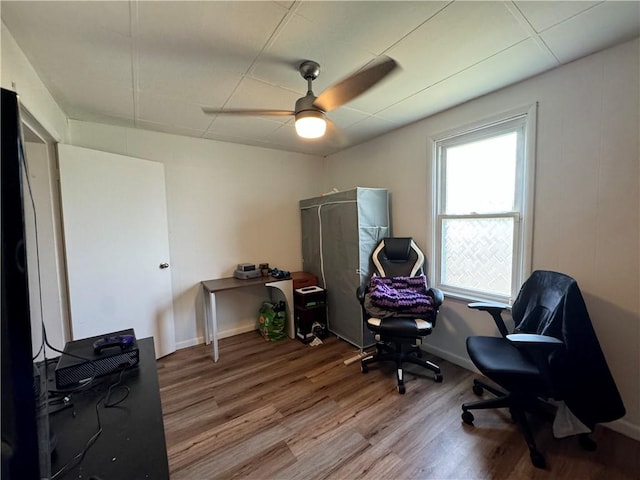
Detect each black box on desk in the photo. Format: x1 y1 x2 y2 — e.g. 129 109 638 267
294 287 327 343
55 328 139 388
294 285 326 308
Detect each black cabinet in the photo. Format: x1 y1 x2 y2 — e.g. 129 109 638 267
48 337 169 479
294 287 327 343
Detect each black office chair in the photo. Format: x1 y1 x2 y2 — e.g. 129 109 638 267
357 237 444 394
461 270 625 468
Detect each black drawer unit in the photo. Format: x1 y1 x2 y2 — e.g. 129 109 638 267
294 286 327 343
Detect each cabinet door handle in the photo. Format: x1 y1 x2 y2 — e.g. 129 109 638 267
159 262 170 269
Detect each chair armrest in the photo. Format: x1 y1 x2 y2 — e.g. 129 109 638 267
468 302 511 337
428 287 444 307
506 333 563 351
468 301 510 312
507 334 564 393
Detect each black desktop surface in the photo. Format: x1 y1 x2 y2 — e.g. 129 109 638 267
48 337 169 480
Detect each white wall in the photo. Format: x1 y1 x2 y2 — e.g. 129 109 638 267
324 39 640 438
1 23 68 141
68 121 326 348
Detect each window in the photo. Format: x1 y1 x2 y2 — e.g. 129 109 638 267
432 105 536 303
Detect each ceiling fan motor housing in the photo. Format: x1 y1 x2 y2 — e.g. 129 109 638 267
299 60 320 81
295 93 322 115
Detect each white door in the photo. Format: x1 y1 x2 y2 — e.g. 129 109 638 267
58 144 176 358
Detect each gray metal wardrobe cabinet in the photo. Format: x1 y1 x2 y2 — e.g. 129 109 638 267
299 188 391 348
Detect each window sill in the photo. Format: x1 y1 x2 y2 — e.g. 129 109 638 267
437 289 513 308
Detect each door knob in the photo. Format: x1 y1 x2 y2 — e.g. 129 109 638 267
159 262 170 269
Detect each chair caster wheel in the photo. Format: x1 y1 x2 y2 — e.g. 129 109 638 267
361 364 368 374
472 384 484 396
397 384 406 394
461 410 474 425
530 450 546 469
434 373 443 383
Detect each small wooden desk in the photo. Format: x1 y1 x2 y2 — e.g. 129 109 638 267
201 276 294 361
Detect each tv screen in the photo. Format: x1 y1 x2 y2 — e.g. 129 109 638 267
1 87 48 480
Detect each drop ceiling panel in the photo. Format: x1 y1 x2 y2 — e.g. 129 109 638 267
137 54 243 107
206 116 284 140
136 1 288 75
2 0 638 157
61 78 134 121
224 76 300 115
136 91 212 132
325 106 370 130
294 1 449 55
387 1 530 88
2 1 133 98
513 1 601 33
380 37 560 124
343 115 399 144
250 10 377 94
541 1 640 64
136 118 208 140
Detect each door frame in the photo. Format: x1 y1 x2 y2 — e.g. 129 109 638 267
19 105 71 358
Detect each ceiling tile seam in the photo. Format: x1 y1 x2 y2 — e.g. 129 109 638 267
537 1 607 34
201 1 303 137
387 0 453 52
374 37 537 118
505 0 561 65
129 0 140 127
245 0 303 78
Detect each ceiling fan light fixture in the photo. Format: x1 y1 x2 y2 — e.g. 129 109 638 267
295 110 326 139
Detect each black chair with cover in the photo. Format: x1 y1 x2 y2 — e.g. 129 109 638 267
357 237 444 393
461 270 625 468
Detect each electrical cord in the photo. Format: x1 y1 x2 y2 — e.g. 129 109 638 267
50 366 131 480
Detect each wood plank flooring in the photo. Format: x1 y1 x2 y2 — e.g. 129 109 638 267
157 332 639 479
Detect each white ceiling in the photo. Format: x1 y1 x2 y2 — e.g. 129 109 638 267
2 1 639 156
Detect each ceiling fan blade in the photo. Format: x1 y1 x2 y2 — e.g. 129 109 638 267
202 107 294 116
313 56 399 113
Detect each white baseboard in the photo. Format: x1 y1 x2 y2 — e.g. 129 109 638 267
421 343 478 373
175 336 203 350
603 418 640 441
174 324 257 352
218 323 256 339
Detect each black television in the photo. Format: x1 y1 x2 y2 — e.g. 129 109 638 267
1 87 49 480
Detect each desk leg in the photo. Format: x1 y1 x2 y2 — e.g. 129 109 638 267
202 285 219 362
265 279 294 339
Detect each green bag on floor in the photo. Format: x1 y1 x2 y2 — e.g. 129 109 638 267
257 301 287 341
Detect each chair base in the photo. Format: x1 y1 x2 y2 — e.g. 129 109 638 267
361 339 442 394
461 378 597 469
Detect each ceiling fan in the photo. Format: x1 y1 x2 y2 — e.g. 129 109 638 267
201 56 398 139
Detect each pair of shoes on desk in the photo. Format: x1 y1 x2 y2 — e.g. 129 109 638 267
269 267 290 279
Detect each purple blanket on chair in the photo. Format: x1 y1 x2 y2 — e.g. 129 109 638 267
366 275 434 316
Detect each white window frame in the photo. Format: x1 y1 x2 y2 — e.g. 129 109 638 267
430 104 537 304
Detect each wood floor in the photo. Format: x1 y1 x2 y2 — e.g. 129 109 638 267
157 332 639 479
